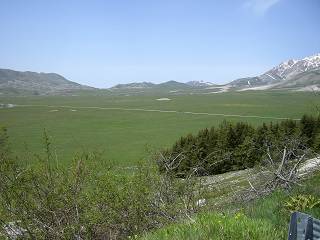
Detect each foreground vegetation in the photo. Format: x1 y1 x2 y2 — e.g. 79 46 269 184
0 128 207 239
1 117 319 239
142 172 320 240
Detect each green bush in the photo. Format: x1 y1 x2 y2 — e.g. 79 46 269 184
159 115 320 177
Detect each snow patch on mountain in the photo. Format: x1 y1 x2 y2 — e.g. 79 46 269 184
265 53 320 81
186 80 215 87
230 53 320 91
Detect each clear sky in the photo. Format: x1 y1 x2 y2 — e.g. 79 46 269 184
0 0 319 88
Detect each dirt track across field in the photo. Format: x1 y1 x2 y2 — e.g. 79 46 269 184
15 104 301 121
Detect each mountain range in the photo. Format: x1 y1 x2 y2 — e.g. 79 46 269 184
110 80 207 90
111 80 217 89
0 69 93 95
1 53 319 95
111 53 320 92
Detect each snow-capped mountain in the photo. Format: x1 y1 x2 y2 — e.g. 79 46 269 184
230 53 320 89
186 80 215 87
262 53 320 82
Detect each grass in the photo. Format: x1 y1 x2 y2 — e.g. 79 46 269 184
141 212 282 240
0 91 319 166
141 171 320 240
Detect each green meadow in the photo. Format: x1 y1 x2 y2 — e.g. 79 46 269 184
0 91 318 166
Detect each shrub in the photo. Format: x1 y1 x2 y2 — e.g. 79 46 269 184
0 129 204 239
158 115 320 177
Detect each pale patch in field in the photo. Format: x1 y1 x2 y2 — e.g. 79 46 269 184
49 109 59 112
237 85 274 91
156 98 171 101
295 85 320 92
0 103 16 108
220 104 259 107
204 85 230 94
70 109 77 112
196 198 206 207
298 157 320 175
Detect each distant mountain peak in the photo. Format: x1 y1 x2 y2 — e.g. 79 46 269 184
110 80 216 90
268 59 297 79
0 68 93 95
302 53 320 61
262 53 320 81
230 53 320 91
267 53 320 81
111 82 155 89
278 59 297 69
186 80 215 87
163 80 181 84
157 80 191 88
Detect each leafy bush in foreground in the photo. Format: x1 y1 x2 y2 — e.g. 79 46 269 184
0 129 204 239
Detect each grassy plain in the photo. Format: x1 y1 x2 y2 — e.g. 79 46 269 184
0 91 318 166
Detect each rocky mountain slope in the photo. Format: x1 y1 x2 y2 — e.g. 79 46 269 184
0 69 93 95
230 53 320 91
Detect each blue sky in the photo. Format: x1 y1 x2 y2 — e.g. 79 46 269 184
0 0 319 88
